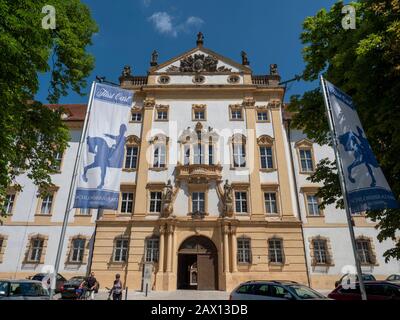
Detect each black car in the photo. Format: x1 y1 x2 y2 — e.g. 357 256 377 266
334 273 376 288
60 276 86 299
31 273 67 293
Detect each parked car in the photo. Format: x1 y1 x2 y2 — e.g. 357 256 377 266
334 273 376 288
328 281 400 300
386 274 400 284
60 276 86 299
31 273 67 293
0 279 50 300
229 280 329 300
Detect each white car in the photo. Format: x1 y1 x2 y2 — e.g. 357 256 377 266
0 279 51 300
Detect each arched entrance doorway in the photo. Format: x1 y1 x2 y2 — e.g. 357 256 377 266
177 236 218 290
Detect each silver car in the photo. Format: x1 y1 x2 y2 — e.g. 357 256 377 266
230 280 329 300
0 279 51 300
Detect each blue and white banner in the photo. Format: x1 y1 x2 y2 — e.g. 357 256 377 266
73 83 133 209
323 80 398 213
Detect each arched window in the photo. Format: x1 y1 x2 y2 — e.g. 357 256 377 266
231 134 246 168
150 134 168 169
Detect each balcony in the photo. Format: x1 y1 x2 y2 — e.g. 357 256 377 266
175 164 222 183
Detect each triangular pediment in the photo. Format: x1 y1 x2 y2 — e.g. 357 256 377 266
151 47 251 74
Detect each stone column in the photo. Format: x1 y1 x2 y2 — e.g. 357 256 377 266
230 226 238 273
158 225 165 272
166 225 174 272
133 97 155 216
223 225 230 273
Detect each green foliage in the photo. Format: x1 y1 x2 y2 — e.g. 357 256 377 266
289 0 400 261
0 0 98 216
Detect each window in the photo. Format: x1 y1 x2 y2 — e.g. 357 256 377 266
299 149 314 172
79 208 91 216
149 192 162 213
356 239 373 264
29 238 44 262
158 75 170 84
237 238 251 264
114 238 129 262
208 145 214 165
231 109 242 120
194 144 204 164
268 239 284 263
264 193 278 214
193 75 205 84
194 111 205 120
307 195 320 216
40 195 53 215
192 192 205 213
228 75 240 84
145 238 159 262
4 194 15 215
131 112 142 122
184 145 190 165
312 239 329 264
192 104 207 121
260 146 273 169
233 144 246 167
257 111 268 121
70 238 85 263
153 144 166 168
121 192 134 213
156 110 168 121
235 192 248 213
52 152 63 171
125 146 138 169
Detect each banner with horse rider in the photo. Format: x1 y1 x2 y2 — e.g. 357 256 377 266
323 80 398 213
73 83 133 209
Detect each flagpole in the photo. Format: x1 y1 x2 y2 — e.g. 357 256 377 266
320 76 367 300
49 81 96 300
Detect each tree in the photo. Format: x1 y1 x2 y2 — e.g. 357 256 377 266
288 0 400 260
0 0 98 216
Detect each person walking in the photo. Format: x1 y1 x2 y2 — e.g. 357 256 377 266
85 272 98 300
109 274 123 300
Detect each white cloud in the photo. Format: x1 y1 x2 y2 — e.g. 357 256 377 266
148 12 204 38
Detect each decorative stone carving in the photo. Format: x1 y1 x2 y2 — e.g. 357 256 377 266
122 65 132 77
143 97 156 109
223 180 234 217
180 54 218 72
161 180 174 217
150 50 158 67
217 66 232 72
241 51 250 66
270 64 278 75
166 65 179 72
243 97 256 107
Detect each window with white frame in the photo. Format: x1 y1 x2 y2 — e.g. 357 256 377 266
114 238 129 262
125 146 138 169
257 111 268 121
184 145 190 165
29 238 44 262
194 110 205 120
79 208 91 216
208 144 214 165
268 238 284 263
192 192 205 213
231 109 242 120
193 144 204 164
307 195 320 216
237 238 251 263
356 239 373 264
52 152 63 171
153 144 166 168
131 112 142 122
156 110 168 120
233 143 246 167
70 238 85 263
145 238 159 262
149 192 162 213
121 192 134 213
40 194 53 215
235 192 248 213
312 239 329 264
4 194 15 214
264 192 278 214
260 146 273 169
299 149 314 172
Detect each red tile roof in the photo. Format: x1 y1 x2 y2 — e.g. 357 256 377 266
46 104 87 121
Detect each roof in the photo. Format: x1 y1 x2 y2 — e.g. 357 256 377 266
47 104 87 121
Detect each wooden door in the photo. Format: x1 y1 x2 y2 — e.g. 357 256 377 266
197 254 216 290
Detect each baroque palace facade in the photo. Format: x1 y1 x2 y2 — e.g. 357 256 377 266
0 35 398 291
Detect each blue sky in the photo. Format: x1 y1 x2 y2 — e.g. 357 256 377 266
36 0 338 104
